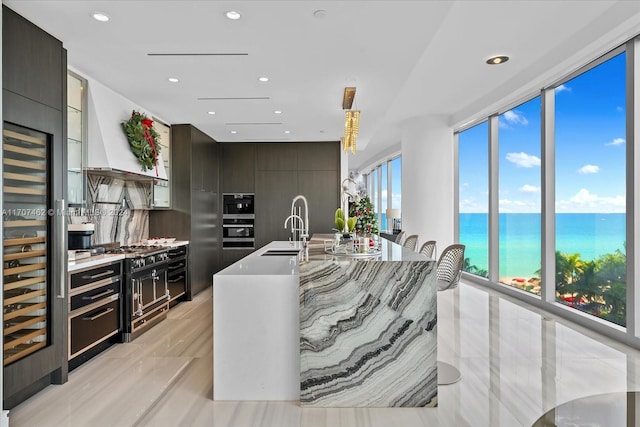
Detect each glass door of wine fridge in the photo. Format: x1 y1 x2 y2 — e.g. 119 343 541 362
3 123 49 365
2 116 66 408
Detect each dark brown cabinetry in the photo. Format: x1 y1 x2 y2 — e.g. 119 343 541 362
2 5 68 409
149 125 219 297
3 7 64 110
255 143 298 171
225 141 340 255
255 171 298 247
68 261 122 371
222 143 255 192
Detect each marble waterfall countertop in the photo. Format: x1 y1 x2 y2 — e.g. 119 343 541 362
213 235 437 407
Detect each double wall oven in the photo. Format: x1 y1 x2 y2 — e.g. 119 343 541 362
223 193 255 250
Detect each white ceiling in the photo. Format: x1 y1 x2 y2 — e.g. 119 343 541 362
5 1 640 170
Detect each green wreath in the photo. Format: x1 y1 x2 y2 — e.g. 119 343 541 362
121 110 161 173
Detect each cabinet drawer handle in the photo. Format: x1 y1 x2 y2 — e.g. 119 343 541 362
82 270 115 280
82 289 114 301
168 263 185 270
83 307 114 321
168 275 185 283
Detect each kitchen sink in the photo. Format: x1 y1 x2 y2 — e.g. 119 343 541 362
260 249 301 256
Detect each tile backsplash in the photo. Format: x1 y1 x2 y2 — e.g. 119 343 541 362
68 174 151 245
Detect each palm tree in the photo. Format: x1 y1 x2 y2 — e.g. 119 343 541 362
554 251 584 299
572 260 601 313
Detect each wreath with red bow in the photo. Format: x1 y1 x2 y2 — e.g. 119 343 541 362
121 110 161 174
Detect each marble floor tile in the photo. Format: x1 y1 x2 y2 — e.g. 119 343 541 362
10 279 640 427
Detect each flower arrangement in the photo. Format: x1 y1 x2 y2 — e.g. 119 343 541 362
349 195 378 236
121 110 161 174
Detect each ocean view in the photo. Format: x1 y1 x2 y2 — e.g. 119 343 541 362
460 213 626 278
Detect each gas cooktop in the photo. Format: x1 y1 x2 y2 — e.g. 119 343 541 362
104 245 167 257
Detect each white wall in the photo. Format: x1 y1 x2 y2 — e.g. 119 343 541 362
400 115 454 254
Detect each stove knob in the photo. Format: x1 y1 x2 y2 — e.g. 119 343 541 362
149 255 156 264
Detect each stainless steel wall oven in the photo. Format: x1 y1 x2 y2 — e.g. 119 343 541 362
223 194 255 249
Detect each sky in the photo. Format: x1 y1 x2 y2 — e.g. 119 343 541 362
459 52 626 214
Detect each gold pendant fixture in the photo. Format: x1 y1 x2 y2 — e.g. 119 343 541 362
341 87 359 154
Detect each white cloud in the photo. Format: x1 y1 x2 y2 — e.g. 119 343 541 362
556 188 625 213
505 152 541 168
578 164 599 174
459 198 488 214
503 110 528 125
605 137 625 146
555 84 571 93
519 184 540 193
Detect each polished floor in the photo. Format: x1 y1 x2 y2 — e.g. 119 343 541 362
9 280 640 426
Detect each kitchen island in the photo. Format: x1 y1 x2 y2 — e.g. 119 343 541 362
213 235 437 407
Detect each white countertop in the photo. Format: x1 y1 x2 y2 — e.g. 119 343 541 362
215 236 429 277
68 253 125 273
162 240 189 248
215 241 304 276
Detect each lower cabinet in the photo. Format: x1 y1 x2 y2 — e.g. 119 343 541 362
68 260 122 371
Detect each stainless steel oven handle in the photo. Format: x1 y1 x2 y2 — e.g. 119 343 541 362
167 275 185 283
83 307 114 321
82 289 115 300
168 263 185 270
82 270 115 280
136 279 143 316
56 199 65 299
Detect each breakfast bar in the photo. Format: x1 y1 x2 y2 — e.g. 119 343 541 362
213 235 438 407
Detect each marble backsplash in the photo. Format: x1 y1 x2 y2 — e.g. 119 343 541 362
68 174 151 246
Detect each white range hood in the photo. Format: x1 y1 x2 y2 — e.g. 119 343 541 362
86 78 168 181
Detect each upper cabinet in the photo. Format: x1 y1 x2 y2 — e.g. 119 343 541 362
222 143 255 192
255 143 297 171
67 72 86 206
297 142 339 171
2 7 64 110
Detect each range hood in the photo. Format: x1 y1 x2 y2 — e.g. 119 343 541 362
87 78 168 181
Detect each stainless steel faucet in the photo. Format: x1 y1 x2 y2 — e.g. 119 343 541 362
287 195 310 244
284 214 306 246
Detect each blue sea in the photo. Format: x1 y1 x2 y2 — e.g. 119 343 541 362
460 213 626 278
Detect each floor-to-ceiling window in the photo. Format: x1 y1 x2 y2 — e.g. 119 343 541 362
498 98 542 293
456 41 631 340
459 122 489 277
361 155 401 232
380 162 388 229
554 52 626 326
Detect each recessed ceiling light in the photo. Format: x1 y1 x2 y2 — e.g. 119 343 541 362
313 9 327 19
207 111 216 115
91 12 110 22
258 77 269 82
225 11 242 20
230 130 237 134
284 130 291 134
168 77 179 83
274 110 282 114
486 55 509 65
